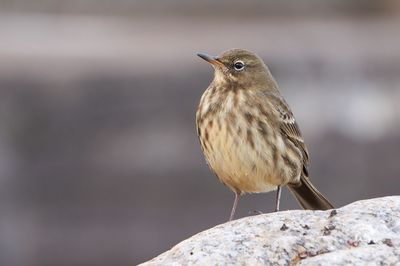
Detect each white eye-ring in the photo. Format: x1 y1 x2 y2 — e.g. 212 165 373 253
233 60 245 71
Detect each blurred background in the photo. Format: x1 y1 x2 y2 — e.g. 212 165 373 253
0 0 400 265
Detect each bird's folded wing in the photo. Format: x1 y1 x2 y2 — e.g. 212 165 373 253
274 97 310 167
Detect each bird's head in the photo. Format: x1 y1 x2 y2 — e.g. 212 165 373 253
197 49 275 89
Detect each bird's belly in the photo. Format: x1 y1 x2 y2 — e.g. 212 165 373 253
211 150 277 193
197 90 302 194
204 123 282 194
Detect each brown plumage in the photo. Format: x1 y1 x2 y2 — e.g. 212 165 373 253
196 49 334 221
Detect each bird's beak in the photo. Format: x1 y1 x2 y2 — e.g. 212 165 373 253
197 53 224 68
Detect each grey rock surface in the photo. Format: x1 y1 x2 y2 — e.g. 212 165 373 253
140 196 400 265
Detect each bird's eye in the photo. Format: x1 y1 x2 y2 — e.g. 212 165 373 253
233 60 245 71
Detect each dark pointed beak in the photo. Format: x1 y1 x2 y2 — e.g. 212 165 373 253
197 53 224 67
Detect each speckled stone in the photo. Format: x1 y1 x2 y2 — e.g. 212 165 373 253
139 196 400 266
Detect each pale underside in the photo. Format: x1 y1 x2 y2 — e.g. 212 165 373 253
197 86 303 195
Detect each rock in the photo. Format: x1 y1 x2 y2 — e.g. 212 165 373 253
139 196 400 265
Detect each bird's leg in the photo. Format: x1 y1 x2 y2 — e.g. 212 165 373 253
229 192 240 221
275 185 282 212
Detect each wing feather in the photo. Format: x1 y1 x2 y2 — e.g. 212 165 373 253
274 96 309 167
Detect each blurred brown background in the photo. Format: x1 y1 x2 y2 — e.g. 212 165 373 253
1 1 400 265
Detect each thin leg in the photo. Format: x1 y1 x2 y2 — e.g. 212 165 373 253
275 185 282 212
229 192 240 221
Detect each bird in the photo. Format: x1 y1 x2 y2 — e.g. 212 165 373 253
196 49 334 221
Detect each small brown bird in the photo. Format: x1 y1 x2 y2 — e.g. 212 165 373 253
196 49 334 221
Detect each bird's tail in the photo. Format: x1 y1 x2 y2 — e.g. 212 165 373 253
288 175 334 210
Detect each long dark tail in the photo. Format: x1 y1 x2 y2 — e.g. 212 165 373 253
288 175 334 210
